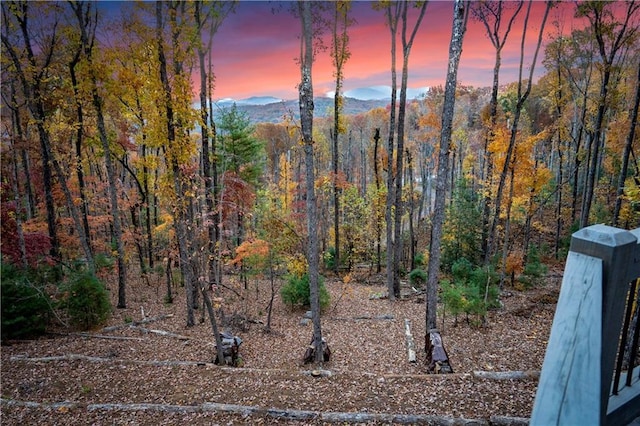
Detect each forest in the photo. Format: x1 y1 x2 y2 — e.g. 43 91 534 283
1 0 639 423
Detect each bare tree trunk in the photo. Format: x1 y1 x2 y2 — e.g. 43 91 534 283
426 0 468 331
393 1 428 297
298 0 323 364
407 150 416 272
1 3 61 262
156 1 196 326
195 2 217 289
471 0 524 265
486 0 551 263
69 46 92 257
384 2 401 301
613 58 640 226
71 1 123 300
373 128 383 273
578 1 640 228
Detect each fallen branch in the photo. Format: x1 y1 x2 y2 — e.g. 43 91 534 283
9 354 212 367
329 314 394 321
101 314 173 333
473 370 540 380
73 333 144 341
404 319 416 363
9 354 477 380
1 398 491 424
128 326 190 340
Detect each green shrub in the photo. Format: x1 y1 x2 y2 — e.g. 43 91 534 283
408 268 427 288
441 279 465 320
61 271 111 330
280 274 330 309
451 257 473 282
442 261 500 326
523 245 547 277
323 247 337 270
94 253 115 270
1 262 50 340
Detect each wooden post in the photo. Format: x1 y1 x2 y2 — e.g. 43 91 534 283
531 225 640 426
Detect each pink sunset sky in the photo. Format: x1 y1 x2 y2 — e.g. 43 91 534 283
210 1 586 101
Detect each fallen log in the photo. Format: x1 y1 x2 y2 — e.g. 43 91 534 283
404 319 416 363
329 314 394 321
101 314 173 332
473 370 540 380
1 398 491 424
73 333 144 341
9 354 214 367
489 415 531 425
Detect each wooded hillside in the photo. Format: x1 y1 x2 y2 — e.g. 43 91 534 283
1 0 638 362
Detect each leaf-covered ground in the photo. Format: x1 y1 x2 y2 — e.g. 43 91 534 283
1 269 561 425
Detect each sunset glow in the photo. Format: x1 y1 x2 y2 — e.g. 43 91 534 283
211 1 587 100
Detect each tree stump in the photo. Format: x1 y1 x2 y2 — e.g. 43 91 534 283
425 329 453 373
303 336 331 364
213 331 243 366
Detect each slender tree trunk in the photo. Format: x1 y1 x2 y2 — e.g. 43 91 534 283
7 81 35 222
69 50 92 256
393 1 428 298
471 0 524 264
9 122 28 267
373 128 382 273
486 0 551 263
613 59 640 226
579 0 639 228
580 74 610 228
1 5 61 262
71 1 123 300
156 0 196 325
332 127 340 274
195 2 219 291
384 2 400 301
426 0 468 331
407 150 416 272
299 0 323 364
499 163 515 290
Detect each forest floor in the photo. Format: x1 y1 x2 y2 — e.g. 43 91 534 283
1 266 563 425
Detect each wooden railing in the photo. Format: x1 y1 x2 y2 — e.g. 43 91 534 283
531 224 640 425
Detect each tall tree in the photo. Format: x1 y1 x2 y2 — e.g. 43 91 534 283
1 2 61 262
392 0 428 298
298 0 324 364
613 58 640 226
470 0 523 264
378 1 401 300
194 1 234 295
2 1 96 273
155 0 198 326
71 0 127 306
330 0 353 275
425 0 468 331
577 0 640 228
485 0 552 264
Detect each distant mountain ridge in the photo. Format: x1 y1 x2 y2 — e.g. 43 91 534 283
212 85 429 124
212 96 390 124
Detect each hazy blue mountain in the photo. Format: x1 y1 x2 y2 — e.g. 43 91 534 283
212 96 390 124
